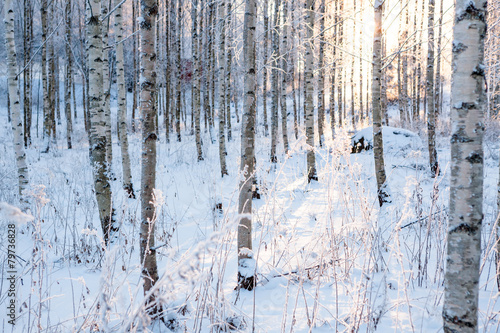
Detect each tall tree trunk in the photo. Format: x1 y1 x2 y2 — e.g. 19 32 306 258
41 1 51 152
132 0 138 132
262 1 269 137
330 0 338 136
358 2 364 123
237 0 257 291
350 0 357 131
218 0 228 176
65 0 73 149
23 0 32 148
337 0 344 128
86 0 114 244
270 0 279 163
225 0 233 142
304 0 317 182
192 0 203 161
176 0 182 142
317 0 325 146
291 1 298 140
115 0 134 198
372 0 389 206
443 1 486 331
5 0 29 204
280 0 289 154
139 0 160 313
435 0 444 116
427 0 439 176
102 2 112 164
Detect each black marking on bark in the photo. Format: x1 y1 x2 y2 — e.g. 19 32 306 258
147 5 158 17
443 312 475 328
456 2 485 22
449 223 478 234
452 42 468 54
454 102 477 110
145 132 157 142
471 65 485 77
466 152 482 164
451 132 472 143
88 16 99 26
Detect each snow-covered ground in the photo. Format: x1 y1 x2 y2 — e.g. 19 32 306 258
0 93 499 332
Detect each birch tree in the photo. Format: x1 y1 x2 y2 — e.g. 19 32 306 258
65 0 73 149
372 0 389 206
270 0 279 163
86 0 114 244
443 1 486 331
427 0 439 176
139 0 161 312
192 0 203 161
317 0 325 146
218 0 228 176
237 0 257 291
5 0 29 203
280 0 289 154
115 0 135 198
305 0 317 182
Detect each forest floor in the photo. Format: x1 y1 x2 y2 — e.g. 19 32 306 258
0 95 500 332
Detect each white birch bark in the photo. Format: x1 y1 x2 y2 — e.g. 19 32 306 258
270 0 279 163
427 0 439 176
317 0 325 146
65 0 73 149
237 0 257 291
372 0 389 206
280 0 289 154
139 0 160 311
5 0 29 203
101 3 112 164
86 0 114 244
192 0 203 161
304 0 317 182
262 1 269 137
218 0 228 176
114 0 134 198
443 1 486 331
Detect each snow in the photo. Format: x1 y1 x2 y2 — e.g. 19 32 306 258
0 202 34 225
0 92 499 332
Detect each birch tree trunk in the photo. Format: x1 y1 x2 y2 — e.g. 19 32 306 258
237 0 257 291
115 0 135 198
139 0 160 312
280 0 289 154
435 0 444 116
270 0 279 163
305 0 317 182
86 0 114 244
443 1 486 331
101 3 112 164
5 0 29 203
372 0 389 206
192 0 203 161
337 0 344 128
225 0 233 142
317 0 325 147
330 0 338 136
426 0 439 176
65 0 73 149
23 0 32 147
262 1 269 137
175 0 182 142
218 0 228 176
41 0 51 152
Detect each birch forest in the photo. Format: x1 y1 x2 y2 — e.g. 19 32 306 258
2 0 500 331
